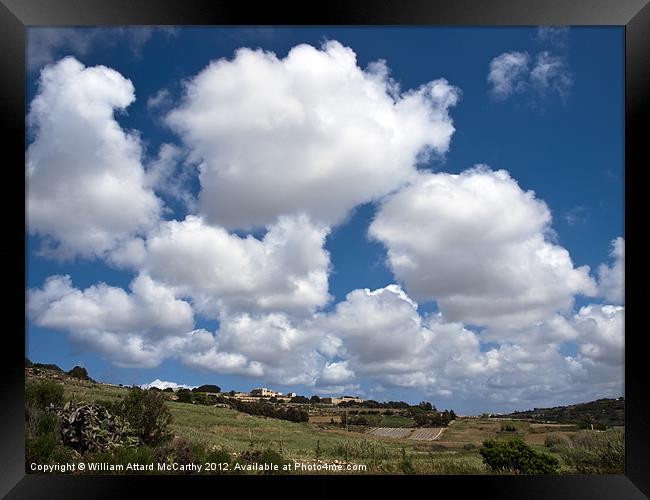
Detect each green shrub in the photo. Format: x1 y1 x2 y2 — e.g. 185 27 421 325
501 422 517 432
175 389 193 404
463 443 477 451
479 438 560 474
26 380 64 410
119 387 173 446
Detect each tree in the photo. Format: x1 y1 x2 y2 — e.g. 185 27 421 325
310 395 321 403
479 438 560 474
192 384 221 393
418 401 433 411
67 365 93 381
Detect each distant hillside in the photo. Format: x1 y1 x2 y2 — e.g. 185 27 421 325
502 397 624 428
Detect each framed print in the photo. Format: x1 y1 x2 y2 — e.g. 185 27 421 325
2 0 648 498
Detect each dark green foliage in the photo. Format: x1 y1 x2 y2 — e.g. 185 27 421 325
290 396 310 403
57 401 139 453
479 438 560 474
310 395 321 403
67 365 94 381
226 398 308 423
418 401 433 411
176 389 194 403
163 387 174 393
409 409 455 427
118 387 173 445
463 443 477 450
503 397 624 428
26 380 64 409
501 422 517 432
192 384 221 393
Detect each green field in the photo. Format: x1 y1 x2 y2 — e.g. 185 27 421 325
27 372 624 475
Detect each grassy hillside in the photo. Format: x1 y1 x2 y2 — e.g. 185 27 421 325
25 368 624 475
501 398 625 428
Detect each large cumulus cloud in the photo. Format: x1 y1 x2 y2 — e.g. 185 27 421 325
166 40 460 229
369 167 597 330
27 57 161 259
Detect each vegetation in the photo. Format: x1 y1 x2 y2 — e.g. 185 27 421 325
225 398 309 423
57 401 139 452
26 379 64 409
67 366 94 382
24 366 625 475
502 397 624 428
479 438 560 474
192 384 221 393
555 430 624 474
117 387 173 446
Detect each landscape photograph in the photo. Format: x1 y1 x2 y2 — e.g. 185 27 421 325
25 26 624 475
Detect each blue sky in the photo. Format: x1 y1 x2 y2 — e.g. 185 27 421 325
26 27 624 414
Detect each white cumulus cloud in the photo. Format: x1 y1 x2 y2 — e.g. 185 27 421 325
597 237 625 304
27 57 161 260
167 40 460 229
369 167 597 330
140 214 331 318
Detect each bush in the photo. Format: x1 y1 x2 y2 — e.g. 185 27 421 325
26 380 64 410
501 422 517 432
175 389 193 404
479 438 560 474
463 443 477 451
119 387 173 446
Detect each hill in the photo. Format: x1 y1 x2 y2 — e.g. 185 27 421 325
501 397 624 428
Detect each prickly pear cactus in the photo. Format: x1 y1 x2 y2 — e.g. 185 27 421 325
57 402 139 452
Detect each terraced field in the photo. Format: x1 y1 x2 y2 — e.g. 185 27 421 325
367 427 443 440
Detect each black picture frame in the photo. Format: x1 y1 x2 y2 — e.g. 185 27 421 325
3 0 647 498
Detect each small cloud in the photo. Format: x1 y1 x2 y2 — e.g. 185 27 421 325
563 206 587 226
147 88 173 112
535 26 570 47
530 51 573 102
487 51 530 100
488 50 573 104
27 27 177 72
